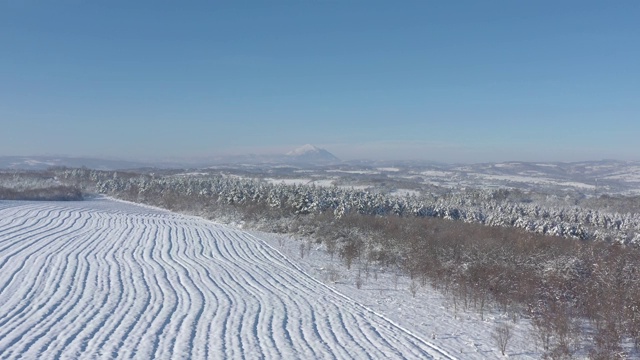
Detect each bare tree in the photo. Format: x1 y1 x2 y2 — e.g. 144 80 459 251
355 269 363 289
409 280 418 297
492 323 512 356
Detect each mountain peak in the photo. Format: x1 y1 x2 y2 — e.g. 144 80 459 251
285 145 340 163
286 144 322 156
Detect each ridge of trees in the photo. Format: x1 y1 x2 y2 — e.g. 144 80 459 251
0 185 83 201
0 172 82 201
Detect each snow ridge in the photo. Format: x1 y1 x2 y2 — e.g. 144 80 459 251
0 199 451 359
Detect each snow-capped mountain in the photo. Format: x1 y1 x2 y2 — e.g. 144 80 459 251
285 144 340 163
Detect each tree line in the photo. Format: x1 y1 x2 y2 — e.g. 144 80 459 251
57 168 640 245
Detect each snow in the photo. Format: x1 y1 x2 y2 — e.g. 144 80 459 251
264 178 336 187
310 179 336 187
390 189 421 197
604 167 640 182
421 170 456 177
174 172 208 176
24 159 58 166
286 144 323 156
0 199 454 359
326 170 380 175
336 185 370 190
493 163 521 168
470 173 596 190
264 178 312 185
377 167 400 172
284 145 339 163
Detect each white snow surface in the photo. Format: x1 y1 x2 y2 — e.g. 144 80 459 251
469 173 596 190
326 170 380 175
0 199 454 359
390 189 421 197
264 178 313 185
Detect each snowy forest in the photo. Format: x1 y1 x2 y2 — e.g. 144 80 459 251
55 168 640 245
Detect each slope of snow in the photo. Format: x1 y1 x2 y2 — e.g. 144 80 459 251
0 199 451 359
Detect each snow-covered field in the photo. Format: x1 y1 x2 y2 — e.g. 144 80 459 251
0 199 454 359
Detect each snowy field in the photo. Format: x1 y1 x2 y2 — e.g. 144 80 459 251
0 199 454 359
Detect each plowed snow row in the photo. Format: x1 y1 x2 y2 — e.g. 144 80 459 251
0 200 452 359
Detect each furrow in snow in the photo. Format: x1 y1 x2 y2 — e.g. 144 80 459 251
0 199 453 360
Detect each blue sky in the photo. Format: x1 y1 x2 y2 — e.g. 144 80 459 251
1 1 638 162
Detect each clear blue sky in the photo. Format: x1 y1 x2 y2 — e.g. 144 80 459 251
1 1 639 162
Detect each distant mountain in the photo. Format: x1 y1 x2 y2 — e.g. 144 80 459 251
285 144 340 164
0 145 341 170
0 156 155 170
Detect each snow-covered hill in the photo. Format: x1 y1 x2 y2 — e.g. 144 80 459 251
0 199 451 359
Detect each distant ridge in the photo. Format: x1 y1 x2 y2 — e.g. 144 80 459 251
0 146 341 170
285 144 340 164
0 156 153 170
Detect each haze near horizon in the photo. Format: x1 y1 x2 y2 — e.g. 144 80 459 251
1 1 638 163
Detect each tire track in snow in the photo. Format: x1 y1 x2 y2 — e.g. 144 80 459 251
0 199 454 359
